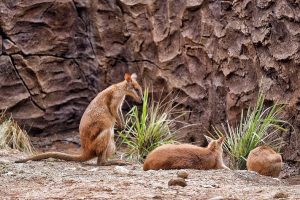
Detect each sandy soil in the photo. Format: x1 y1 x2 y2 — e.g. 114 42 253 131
0 148 299 200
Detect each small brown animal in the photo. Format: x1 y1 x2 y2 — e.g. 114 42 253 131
247 145 283 177
143 136 230 171
15 73 143 165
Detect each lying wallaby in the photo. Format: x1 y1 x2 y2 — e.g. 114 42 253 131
143 136 230 171
15 73 143 165
247 145 283 177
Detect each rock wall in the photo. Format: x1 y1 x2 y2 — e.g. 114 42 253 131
0 0 299 161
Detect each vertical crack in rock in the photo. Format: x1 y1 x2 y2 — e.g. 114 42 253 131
8 55 46 112
72 58 97 94
86 21 97 59
71 0 97 59
40 0 56 19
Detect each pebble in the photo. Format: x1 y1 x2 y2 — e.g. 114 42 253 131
274 192 289 199
6 171 14 176
177 170 189 179
168 178 187 187
152 195 163 199
201 184 220 188
113 166 129 175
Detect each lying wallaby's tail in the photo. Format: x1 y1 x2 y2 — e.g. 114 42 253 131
15 152 93 163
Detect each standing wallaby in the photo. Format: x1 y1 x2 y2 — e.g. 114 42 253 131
15 73 143 165
143 136 230 171
247 145 283 177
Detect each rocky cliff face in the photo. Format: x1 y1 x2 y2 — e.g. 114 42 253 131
0 0 299 162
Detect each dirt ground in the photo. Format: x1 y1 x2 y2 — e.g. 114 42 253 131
0 133 299 200
0 149 299 200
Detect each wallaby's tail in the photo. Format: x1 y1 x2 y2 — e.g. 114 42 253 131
15 152 93 163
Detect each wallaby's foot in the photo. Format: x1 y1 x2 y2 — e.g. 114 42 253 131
216 164 230 170
98 160 132 166
221 165 231 170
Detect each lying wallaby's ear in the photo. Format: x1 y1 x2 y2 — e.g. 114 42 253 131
204 135 214 144
217 136 225 145
124 73 132 82
131 73 137 81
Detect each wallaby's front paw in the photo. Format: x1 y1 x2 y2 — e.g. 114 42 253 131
117 121 125 129
117 124 124 130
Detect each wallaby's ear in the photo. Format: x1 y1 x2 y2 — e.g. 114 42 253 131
204 135 214 144
131 73 137 81
124 73 132 82
217 136 225 145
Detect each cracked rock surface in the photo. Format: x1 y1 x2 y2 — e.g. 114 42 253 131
0 1 300 162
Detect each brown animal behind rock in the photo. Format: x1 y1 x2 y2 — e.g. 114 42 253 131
143 136 230 171
247 145 283 177
15 73 143 165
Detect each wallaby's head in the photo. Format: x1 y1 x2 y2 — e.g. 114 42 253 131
205 135 225 152
124 73 143 103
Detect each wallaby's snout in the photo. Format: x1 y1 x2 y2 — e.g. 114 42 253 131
137 89 143 103
133 86 143 104
124 73 143 103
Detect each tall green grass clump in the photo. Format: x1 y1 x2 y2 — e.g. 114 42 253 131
213 90 288 169
0 111 34 153
118 88 190 162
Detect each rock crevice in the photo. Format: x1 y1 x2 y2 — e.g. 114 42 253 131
0 0 299 161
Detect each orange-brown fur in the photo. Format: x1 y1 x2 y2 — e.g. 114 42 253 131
143 136 229 171
15 73 143 165
247 145 283 177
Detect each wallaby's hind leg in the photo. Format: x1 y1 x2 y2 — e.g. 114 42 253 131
106 133 116 158
94 129 131 166
92 129 111 166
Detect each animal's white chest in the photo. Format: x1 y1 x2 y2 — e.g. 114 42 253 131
118 96 125 110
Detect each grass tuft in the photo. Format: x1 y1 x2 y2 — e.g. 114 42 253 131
0 111 34 154
212 89 288 169
118 88 192 162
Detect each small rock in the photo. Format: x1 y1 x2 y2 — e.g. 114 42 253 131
168 178 187 187
121 181 131 186
177 170 189 179
208 196 224 200
152 195 163 199
5 171 14 176
274 192 289 199
113 166 129 175
111 191 117 195
201 184 220 188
